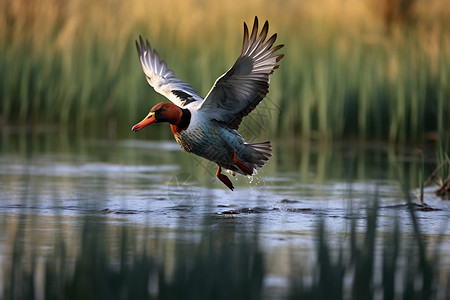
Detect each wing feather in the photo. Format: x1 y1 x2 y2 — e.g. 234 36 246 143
198 17 284 129
136 36 203 107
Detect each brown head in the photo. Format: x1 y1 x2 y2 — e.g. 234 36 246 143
131 102 191 132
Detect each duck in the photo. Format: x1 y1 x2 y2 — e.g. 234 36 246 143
132 17 284 191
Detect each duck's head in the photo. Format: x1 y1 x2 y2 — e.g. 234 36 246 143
132 102 189 132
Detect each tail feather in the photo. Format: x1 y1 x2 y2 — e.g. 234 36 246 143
245 141 272 172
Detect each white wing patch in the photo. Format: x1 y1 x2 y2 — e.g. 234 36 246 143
136 36 203 108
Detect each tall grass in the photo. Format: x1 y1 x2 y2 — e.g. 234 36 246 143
1 0 449 142
427 136 450 199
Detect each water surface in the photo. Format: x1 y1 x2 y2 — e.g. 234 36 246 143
1 130 449 298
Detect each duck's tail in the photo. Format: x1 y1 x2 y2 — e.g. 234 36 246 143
241 141 272 174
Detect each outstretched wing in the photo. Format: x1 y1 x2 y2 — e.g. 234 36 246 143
136 36 203 107
197 17 284 129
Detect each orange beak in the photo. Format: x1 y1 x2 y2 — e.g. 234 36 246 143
131 112 156 132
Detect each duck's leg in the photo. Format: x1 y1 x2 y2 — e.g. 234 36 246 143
216 166 234 191
233 151 253 175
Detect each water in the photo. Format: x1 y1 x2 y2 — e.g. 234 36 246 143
1 130 450 299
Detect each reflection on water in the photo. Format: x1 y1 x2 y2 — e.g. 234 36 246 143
1 130 450 298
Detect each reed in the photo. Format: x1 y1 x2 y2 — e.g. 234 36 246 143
1 0 449 142
426 140 450 199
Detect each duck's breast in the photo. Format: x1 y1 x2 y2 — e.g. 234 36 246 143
174 112 243 163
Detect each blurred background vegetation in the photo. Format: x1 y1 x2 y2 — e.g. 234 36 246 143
2 1 450 297
1 0 449 143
